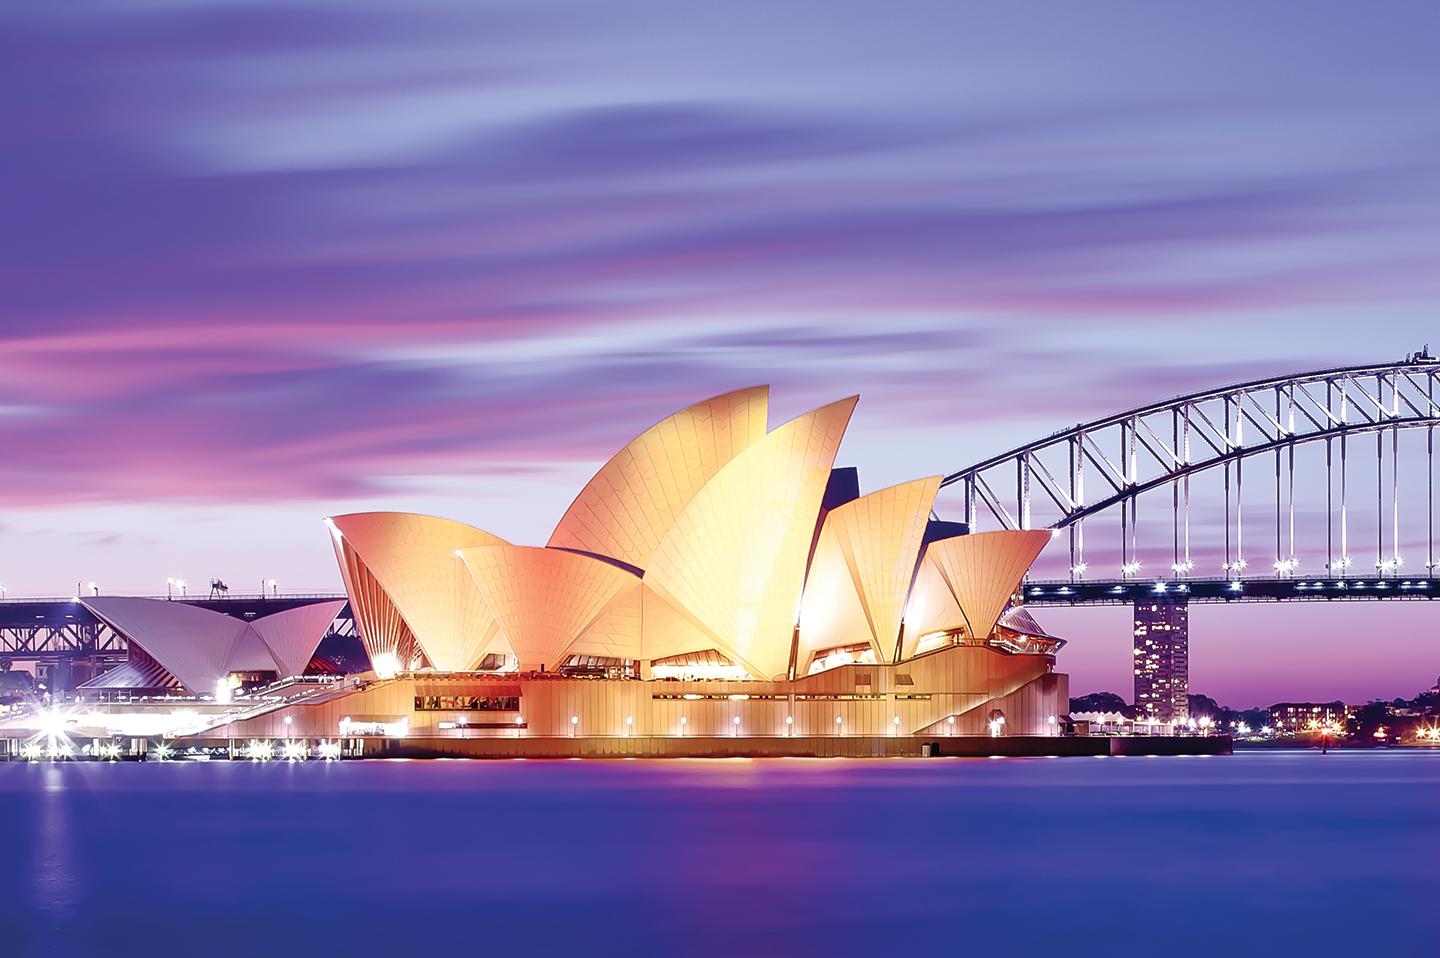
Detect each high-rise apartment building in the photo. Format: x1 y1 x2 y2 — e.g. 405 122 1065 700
1134 600 1188 723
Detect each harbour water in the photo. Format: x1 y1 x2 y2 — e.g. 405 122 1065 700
2 751 1437 957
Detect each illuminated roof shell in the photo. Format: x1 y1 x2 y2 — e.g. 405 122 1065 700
547 386 769 571
642 397 858 679
329 513 508 672
900 529 1051 658
460 545 640 671
797 475 940 670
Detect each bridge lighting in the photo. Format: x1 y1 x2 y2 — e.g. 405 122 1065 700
1070 562 1088 577
1120 561 1142 577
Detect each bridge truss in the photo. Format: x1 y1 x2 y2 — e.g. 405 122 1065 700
941 352 1440 581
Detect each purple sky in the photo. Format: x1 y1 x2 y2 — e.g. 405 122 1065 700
4 1 1440 707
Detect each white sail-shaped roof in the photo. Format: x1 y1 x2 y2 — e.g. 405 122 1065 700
82 596 248 695
797 475 940 669
643 396 858 679
251 599 347 677
460 545 639 671
548 386 769 571
329 513 508 672
900 530 1052 658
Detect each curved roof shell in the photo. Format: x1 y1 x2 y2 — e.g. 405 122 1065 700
84 596 249 694
547 386 769 572
329 513 507 672
82 596 343 694
250 599 348 677
797 475 940 669
900 529 1051 658
642 396 858 679
330 528 421 670
460 545 640 671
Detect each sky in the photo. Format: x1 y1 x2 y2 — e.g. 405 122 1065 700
3 1 1440 707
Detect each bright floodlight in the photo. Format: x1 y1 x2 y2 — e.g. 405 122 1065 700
370 652 401 679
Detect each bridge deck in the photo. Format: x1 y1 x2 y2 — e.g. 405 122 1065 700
1023 576 1439 605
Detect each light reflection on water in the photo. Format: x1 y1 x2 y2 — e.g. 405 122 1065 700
1 751 1437 957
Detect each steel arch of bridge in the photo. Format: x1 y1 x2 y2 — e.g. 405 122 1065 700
940 351 1440 579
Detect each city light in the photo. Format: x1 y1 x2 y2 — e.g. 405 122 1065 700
317 740 342 761
247 740 275 761
282 741 307 761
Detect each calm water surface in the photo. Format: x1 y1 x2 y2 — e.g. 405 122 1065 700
2 751 1437 957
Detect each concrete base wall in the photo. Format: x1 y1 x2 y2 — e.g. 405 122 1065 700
332 733 1231 759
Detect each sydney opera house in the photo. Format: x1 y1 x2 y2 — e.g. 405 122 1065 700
4 388 1072 757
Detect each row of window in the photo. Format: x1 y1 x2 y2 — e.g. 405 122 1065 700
414 696 520 712
651 693 790 701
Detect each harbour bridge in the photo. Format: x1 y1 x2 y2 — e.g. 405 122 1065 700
5 352 1440 686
